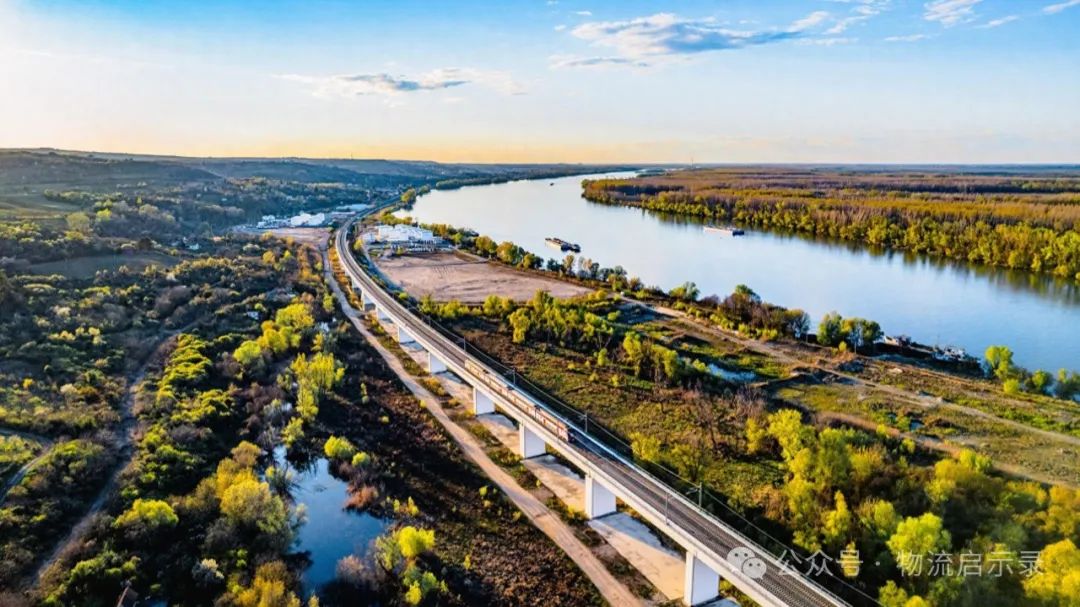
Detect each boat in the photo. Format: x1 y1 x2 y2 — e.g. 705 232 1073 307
545 237 581 252
704 225 745 236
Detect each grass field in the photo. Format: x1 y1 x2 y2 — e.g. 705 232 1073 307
27 251 179 278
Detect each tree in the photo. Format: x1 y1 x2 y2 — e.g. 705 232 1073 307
282 417 305 448
113 498 178 539
669 281 699 302
324 435 357 461
622 332 647 377
66 211 92 233
1023 539 1080 606
234 340 264 372
1029 369 1053 394
766 409 812 462
630 433 662 463
220 478 291 539
508 308 531 344
817 311 846 347
887 513 951 576
234 561 301 607
822 491 853 550
1056 369 1080 400
984 345 1016 380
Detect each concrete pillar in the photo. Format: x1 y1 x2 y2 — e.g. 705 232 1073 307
396 325 416 344
360 290 375 309
473 387 495 415
427 352 448 374
584 474 617 519
683 553 720 606
519 424 547 459
375 305 391 321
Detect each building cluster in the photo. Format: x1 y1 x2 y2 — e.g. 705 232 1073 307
363 224 440 252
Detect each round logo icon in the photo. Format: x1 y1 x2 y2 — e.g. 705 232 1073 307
727 546 767 579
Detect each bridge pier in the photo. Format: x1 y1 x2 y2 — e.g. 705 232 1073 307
683 552 720 606
427 351 447 374
360 290 375 309
473 387 495 415
519 424 547 459
375 305 391 322
396 325 416 344
585 474 617 519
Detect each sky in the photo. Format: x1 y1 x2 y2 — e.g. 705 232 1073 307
0 0 1078 163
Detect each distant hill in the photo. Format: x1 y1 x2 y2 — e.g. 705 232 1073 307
0 148 635 216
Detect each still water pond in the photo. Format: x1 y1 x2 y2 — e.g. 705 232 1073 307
277 450 388 592
399 173 1080 371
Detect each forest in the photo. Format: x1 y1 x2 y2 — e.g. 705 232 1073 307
0 154 609 606
582 168 1080 282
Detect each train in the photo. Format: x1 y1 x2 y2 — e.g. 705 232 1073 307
464 359 571 443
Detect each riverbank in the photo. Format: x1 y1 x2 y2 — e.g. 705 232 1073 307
399 171 1080 372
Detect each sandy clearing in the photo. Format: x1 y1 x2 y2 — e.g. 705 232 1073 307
259 227 331 247
374 251 590 303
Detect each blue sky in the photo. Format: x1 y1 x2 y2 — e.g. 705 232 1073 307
1 0 1077 162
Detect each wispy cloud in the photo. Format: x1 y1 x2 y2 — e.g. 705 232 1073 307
825 0 891 34
279 68 523 98
924 0 982 27
979 15 1019 28
560 11 830 68
548 55 647 69
798 37 858 46
884 33 931 42
575 10 592 17
1043 0 1080 14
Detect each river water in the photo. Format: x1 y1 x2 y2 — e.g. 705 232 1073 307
397 173 1080 372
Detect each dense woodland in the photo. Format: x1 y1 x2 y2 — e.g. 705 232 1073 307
0 154 611 606
582 168 1080 282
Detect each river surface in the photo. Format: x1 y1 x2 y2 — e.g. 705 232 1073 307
398 173 1080 372
276 450 388 593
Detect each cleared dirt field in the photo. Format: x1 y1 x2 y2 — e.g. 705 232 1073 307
375 251 590 302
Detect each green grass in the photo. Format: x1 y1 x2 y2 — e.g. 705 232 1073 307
27 252 179 279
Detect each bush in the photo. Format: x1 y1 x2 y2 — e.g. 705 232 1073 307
324 435 357 461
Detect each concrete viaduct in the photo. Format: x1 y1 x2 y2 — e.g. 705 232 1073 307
338 219 850 607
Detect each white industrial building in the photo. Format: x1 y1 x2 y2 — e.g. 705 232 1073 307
363 224 439 252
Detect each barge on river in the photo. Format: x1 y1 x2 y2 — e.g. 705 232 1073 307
703 225 745 236
545 237 581 252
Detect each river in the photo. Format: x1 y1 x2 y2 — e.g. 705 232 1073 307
397 172 1080 372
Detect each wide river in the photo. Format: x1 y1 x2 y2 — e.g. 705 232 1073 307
398 172 1080 372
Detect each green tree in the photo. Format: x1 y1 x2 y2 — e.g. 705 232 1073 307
1023 539 1080 607
113 498 178 539
984 345 1016 380
887 513 951 576
622 331 647 377
817 311 846 347
323 435 357 461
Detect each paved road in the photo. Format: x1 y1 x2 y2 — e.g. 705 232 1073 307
322 242 645 607
335 217 852 607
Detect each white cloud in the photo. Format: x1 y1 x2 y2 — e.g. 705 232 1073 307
884 33 931 42
279 67 524 98
825 0 890 34
548 54 648 69
797 37 858 46
575 10 592 16
979 15 1019 28
554 24 567 31
1043 0 1080 14
924 0 982 27
565 11 828 64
